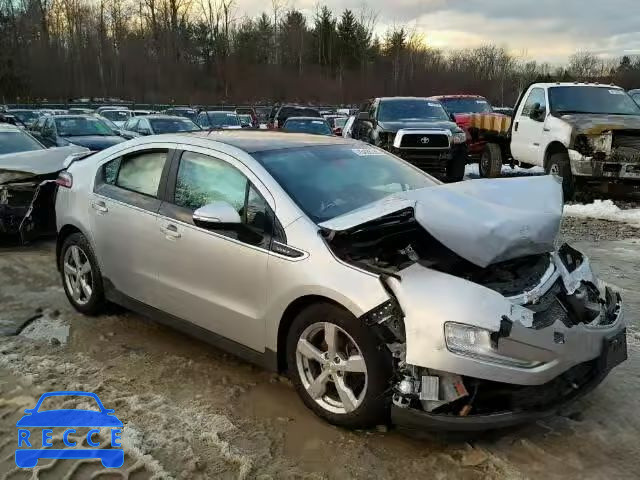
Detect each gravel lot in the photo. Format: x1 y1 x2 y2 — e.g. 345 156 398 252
1 213 639 480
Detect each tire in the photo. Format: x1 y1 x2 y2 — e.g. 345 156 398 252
286 302 393 429
446 152 467 182
479 143 502 178
59 232 106 315
545 151 575 200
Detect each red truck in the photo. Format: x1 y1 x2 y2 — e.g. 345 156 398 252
428 95 508 159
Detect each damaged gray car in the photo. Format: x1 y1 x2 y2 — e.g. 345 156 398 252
1 123 89 242
55 132 626 432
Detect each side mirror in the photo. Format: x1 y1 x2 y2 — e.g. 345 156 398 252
333 127 343 136
357 111 370 121
449 112 457 122
138 127 151 136
193 201 241 228
529 103 545 121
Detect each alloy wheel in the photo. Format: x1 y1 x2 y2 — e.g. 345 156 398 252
63 245 93 305
295 322 368 414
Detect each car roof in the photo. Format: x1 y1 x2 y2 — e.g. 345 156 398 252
140 114 193 120
377 97 441 102
203 110 238 114
284 116 329 122
133 130 357 153
52 115 100 120
429 95 487 100
533 82 623 89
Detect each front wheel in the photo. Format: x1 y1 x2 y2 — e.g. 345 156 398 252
546 151 575 200
286 303 393 428
446 152 467 182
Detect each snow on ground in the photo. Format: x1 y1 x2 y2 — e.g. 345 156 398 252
464 163 544 179
564 200 640 228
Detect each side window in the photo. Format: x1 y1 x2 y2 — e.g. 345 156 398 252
369 100 378 119
124 118 139 131
197 114 209 128
174 151 247 212
521 88 546 117
116 151 167 197
42 118 55 137
102 158 122 185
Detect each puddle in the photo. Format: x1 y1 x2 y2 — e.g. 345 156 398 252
19 314 70 345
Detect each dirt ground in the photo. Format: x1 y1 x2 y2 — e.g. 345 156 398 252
1 217 639 480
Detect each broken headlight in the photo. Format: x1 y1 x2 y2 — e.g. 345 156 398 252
444 322 541 368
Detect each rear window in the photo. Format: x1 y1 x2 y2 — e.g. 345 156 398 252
277 107 321 121
439 98 493 114
283 119 332 136
0 131 44 154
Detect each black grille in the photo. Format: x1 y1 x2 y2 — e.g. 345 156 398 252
397 152 449 178
400 133 449 149
613 131 640 151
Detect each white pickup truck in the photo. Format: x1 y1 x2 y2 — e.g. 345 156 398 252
476 82 640 198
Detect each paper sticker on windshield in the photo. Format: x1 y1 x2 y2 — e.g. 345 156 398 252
476 100 488 103
227 113 236 116
311 120 323 124
428 102 440 107
609 89 624 95
352 148 384 156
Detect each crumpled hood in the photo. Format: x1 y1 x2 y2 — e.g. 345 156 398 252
558 113 640 134
0 145 88 184
62 135 125 150
319 175 563 268
377 120 459 133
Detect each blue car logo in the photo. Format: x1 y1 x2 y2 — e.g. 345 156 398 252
15 391 124 468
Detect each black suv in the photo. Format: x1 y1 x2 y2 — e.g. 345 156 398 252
351 97 467 181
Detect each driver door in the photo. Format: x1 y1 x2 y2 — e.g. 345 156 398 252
511 87 548 166
153 146 275 351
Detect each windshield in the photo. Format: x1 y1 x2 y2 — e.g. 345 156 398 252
378 100 449 122
207 112 240 127
10 110 40 125
0 131 44 154
253 145 435 222
172 109 197 121
102 110 132 121
439 97 493 114
55 117 115 136
239 114 252 125
283 119 332 135
334 117 347 128
549 87 640 115
149 118 200 133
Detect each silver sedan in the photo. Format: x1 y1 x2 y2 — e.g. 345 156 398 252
54 131 626 431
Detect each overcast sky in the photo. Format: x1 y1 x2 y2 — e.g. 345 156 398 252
236 0 640 63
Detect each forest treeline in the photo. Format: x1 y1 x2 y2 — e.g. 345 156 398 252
2 0 640 105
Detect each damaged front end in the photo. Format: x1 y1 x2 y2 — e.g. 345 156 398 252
566 116 640 193
321 176 626 431
0 175 59 242
0 147 88 243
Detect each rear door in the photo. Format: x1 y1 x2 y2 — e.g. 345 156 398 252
153 146 276 351
510 87 548 166
90 143 175 305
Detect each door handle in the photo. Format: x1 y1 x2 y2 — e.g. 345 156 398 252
514 121 519 132
91 201 108 214
543 127 550 132
160 224 182 239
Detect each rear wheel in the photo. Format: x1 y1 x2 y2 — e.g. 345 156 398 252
59 233 105 315
479 143 503 178
286 303 393 428
546 151 575 200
